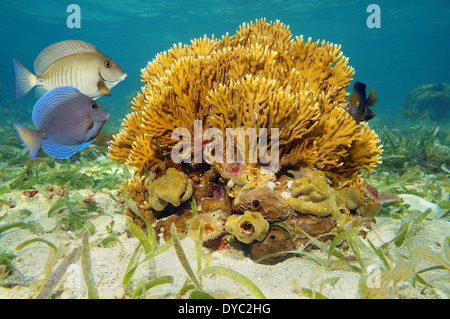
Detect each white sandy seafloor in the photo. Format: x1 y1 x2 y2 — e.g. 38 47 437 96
0 188 449 299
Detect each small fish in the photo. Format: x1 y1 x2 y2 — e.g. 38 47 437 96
347 81 377 123
432 126 439 138
13 40 127 99
13 86 109 160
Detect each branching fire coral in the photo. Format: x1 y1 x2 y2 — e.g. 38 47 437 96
108 19 383 263
108 18 382 178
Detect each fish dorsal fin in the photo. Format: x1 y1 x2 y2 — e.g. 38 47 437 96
34 40 98 74
32 86 82 128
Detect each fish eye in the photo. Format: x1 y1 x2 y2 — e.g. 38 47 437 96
90 101 99 110
104 61 112 68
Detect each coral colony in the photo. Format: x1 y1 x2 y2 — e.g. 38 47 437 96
108 19 383 263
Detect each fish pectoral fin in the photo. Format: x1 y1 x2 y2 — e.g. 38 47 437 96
97 80 112 96
368 87 378 106
349 90 361 107
79 139 94 151
35 86 48 99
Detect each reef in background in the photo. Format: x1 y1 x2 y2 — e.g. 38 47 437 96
108 19 383 264
404 83 450 122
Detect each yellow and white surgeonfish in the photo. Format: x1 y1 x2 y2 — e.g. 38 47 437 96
13 40 127 99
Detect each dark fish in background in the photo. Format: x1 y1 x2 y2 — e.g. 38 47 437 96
347 81 377 123
13 86 110 159
13 40 127 99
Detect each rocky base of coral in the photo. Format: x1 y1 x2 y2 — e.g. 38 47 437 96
124 164 381 265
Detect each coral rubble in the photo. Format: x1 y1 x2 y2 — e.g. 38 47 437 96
109 19 383 264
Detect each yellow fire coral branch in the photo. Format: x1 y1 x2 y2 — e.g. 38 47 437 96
108 18 382 180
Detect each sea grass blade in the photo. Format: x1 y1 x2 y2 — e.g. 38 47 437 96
406 208 433 244
47 198 67 217
0 222 30 234
123 239 174 286
125 196 156 250
325 277 341 287
35 246 81 299
15 238 58 253
300 287 327 299
81 231 99 299
100 234 124 256
383 125 398 151
366 238 390 270
0 199 14 207
347 238 364 272
132 275 174 298
392 217 411 248
189 290 215 299
171 223 201 290
328 228 358 262
191 197 198 218
197 225 204 273
420 274 450 295
122 243 142 285
0 221 41 235
125 216 154 254
198 266 266 299
140 238 173 264
176 278 195 298
413 265 445 288
444 236 450 262
381 165 421 191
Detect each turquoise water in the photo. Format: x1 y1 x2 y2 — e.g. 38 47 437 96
0 0 449 128
0 1 449 300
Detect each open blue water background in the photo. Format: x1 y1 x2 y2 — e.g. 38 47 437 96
0 0 449 128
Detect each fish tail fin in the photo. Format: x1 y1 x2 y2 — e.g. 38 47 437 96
13 124 42 160
368 87 378 106
12 59 37 99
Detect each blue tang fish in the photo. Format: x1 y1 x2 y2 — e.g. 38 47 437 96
348 81 377 124
13 86 110 159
